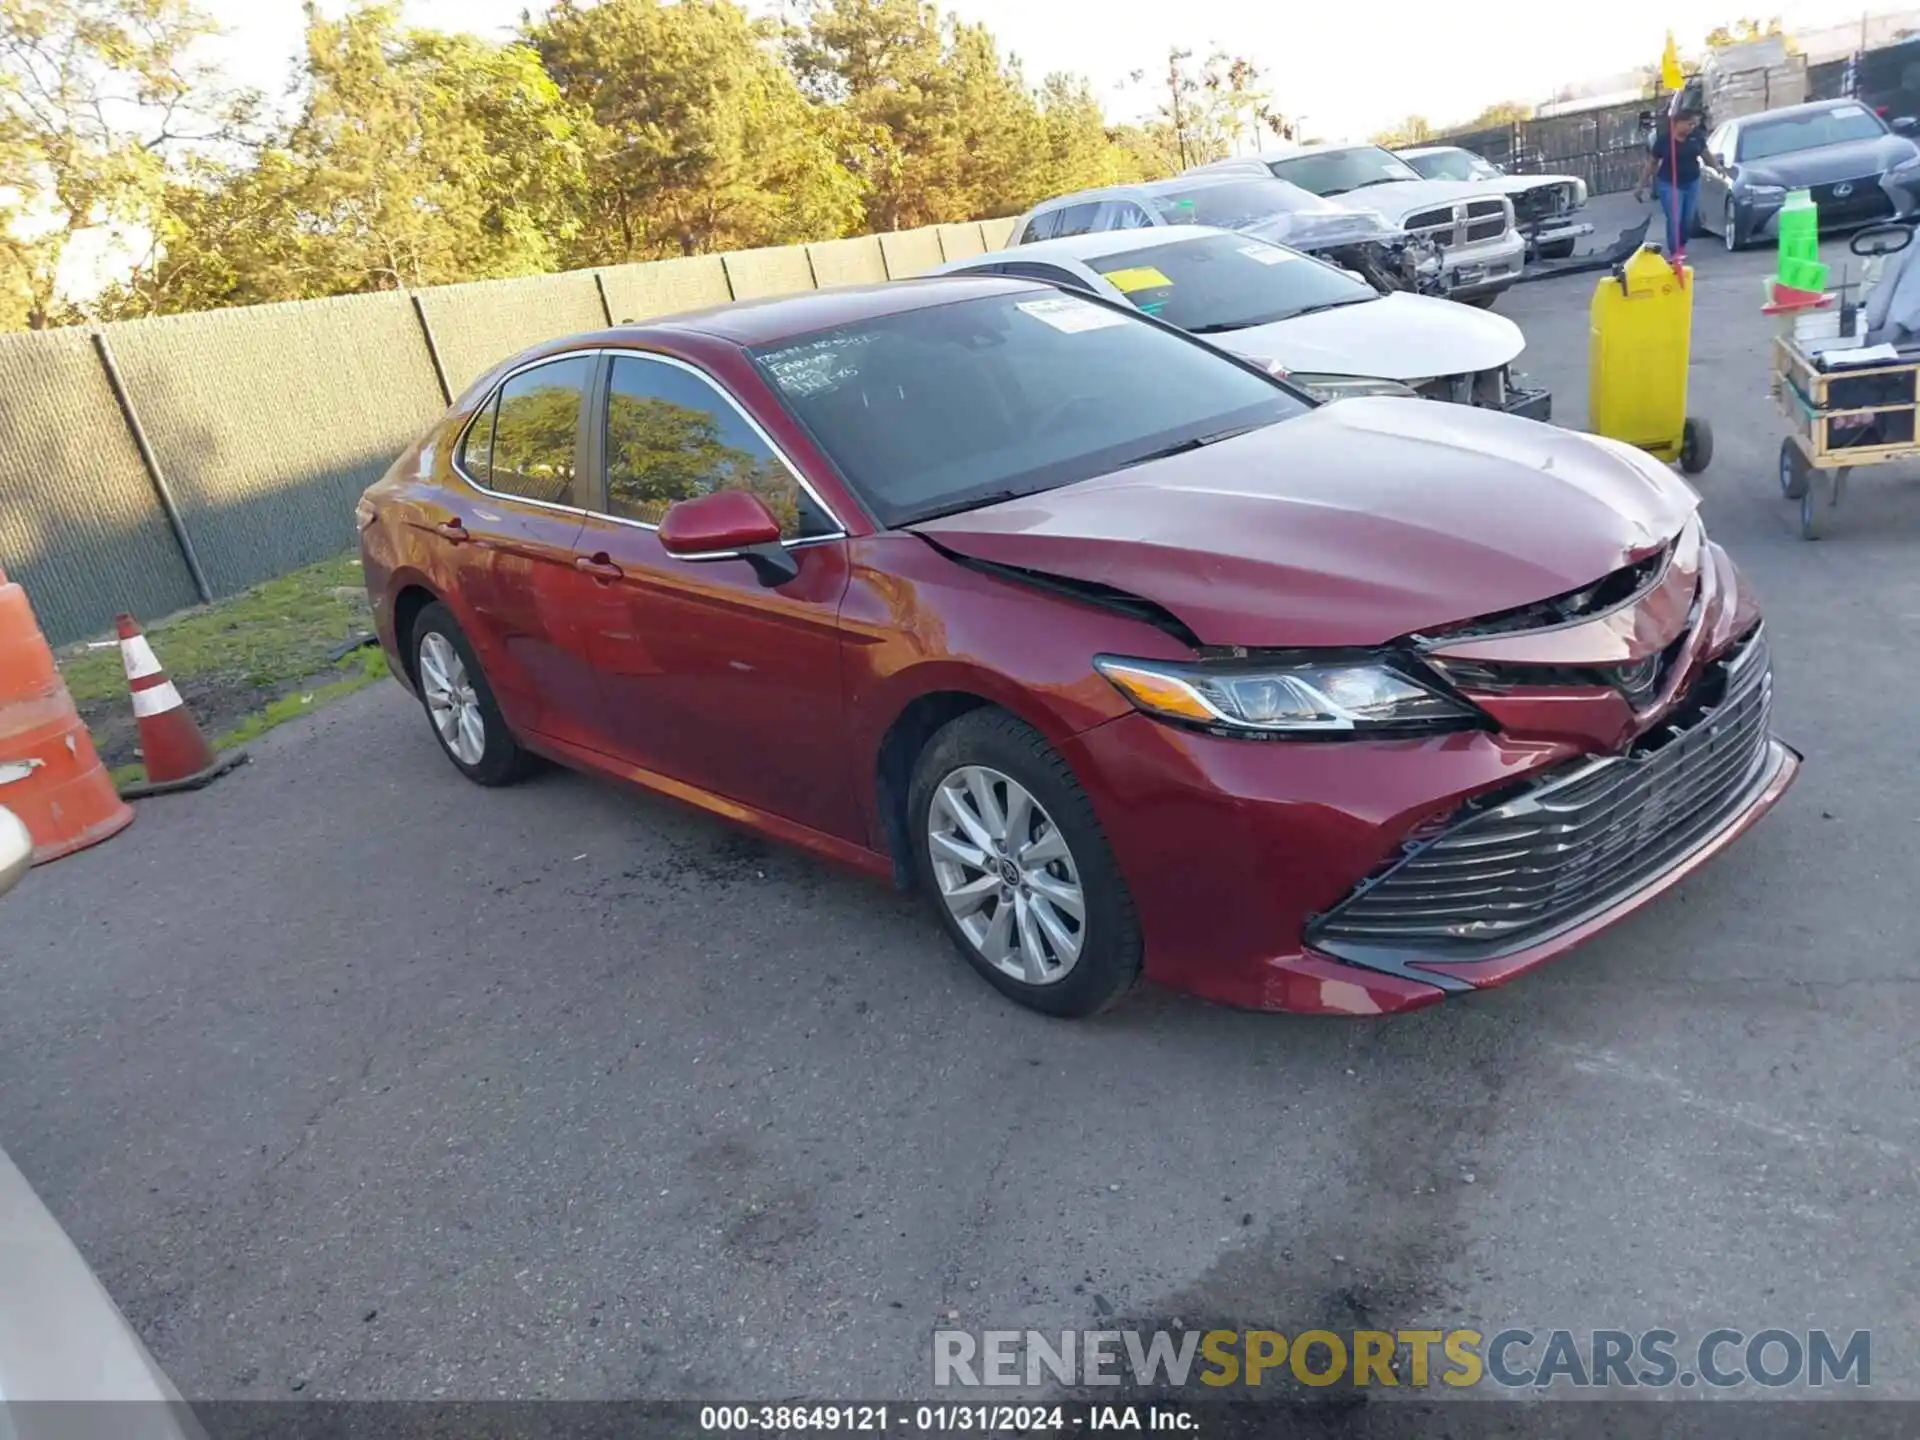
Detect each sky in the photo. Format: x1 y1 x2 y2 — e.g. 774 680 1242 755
205 0 1919 141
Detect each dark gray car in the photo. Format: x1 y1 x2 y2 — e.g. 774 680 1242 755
1699 98 1920 249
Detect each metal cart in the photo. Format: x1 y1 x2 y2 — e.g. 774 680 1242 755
1769 222 1920 540
1770 334 1920 540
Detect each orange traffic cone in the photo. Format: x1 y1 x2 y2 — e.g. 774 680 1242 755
0 566 134 863
116 615 246 795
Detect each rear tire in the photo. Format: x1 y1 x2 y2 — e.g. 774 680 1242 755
1800 473 1828 540
909 709 1142 1018
409 601 533 787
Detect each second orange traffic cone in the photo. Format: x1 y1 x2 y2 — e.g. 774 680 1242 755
117 615 246 795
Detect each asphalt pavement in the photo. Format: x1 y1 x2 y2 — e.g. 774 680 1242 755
4 193 1918 1404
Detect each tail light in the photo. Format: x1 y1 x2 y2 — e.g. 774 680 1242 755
354 498 377 530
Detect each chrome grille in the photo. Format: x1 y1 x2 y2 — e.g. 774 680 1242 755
1405 200 1510 247
1310 628 1777 962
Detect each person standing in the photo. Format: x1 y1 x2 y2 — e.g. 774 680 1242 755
1634 110 1727 256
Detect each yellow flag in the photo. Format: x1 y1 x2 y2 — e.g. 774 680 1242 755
1660 31 1685 90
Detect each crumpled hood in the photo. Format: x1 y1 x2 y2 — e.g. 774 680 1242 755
911 399 1697 648
1477 173 1583 199
1241 209 1407 252
1212 290 1524 379
1334 178 1509 222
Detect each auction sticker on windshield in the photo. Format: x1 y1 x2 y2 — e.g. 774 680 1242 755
1103 266 1174 293
1237 245 1297 265
1016 296 1131 333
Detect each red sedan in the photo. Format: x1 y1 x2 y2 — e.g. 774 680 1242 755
358 276 1799 1018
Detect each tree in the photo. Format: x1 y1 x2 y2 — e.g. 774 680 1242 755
1466 100 1531 128
789 0 982 231
1034 73 1160 193
1371 115 1434 148
1135 47 1281 171
534 0 862 262
793 0 1161 231
100 3 590 315
0 0 256 328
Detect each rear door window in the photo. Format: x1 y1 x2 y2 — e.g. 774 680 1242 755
464 356 595 506
1094 201 1154 232
1047 202 1103 238
1018 211 1059 244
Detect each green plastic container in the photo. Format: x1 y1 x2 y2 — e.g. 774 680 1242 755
1779 255 1830 292
1776 190 1819 269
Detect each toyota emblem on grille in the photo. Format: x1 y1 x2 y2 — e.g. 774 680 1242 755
1834 182 1855 197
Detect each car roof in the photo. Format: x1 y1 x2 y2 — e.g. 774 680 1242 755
1030 171 1294 211
1248 142 1383 158
1395 145 1466 157
619 274 1043 348
1737 97 1884 124
956 224 1226 265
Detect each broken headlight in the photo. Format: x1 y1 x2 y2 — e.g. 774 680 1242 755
1093 655 1482 735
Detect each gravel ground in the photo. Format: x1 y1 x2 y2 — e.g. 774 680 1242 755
4 193 1917 1408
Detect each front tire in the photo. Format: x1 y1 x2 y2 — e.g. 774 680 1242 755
1680 416 1713 475
410 601 533 787
1536 238 1577 261
1779 436 1811 499
1724 199 1746 251
909 709 1142 1018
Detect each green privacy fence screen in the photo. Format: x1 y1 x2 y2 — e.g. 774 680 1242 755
0 218 1008 646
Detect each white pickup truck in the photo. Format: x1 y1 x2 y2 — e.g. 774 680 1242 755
1187 144 1528 306
1396 145 1594 261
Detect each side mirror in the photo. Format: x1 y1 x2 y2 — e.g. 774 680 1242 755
0 806 31 898
1896 116 1920 134
658 489 798 587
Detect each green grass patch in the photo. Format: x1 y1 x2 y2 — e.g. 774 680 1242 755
58 551 396 779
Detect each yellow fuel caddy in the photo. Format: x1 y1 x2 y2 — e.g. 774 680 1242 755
1588 246 1712 474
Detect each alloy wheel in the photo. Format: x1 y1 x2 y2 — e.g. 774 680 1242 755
927 765 1085 985
418 631 486 766
1725 200 1739 251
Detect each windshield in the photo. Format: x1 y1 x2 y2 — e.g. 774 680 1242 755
1403 149 1502 181
1087 232 1375 332
751 291 1307 527
1148 177 1349 228
1266 146 1424 196
1739 103 1888 161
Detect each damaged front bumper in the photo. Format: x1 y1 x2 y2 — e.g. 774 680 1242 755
1415 367 1551 421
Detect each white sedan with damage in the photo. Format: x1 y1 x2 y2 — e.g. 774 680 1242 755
931 224 1549 416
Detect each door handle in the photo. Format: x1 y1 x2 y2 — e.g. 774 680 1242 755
435 520 469 543
574 553 624 582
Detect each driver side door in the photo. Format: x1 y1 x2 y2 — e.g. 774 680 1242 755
568 352 863 841
1699 123 1736 234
